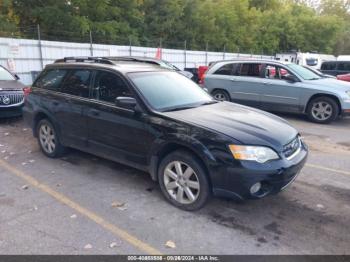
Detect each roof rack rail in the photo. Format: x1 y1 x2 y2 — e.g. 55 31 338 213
54 57 115 65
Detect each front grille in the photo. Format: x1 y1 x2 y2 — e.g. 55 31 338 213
0 92 24 106
283 136 301 159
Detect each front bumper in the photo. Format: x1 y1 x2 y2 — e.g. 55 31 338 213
342 109 350 117
212 141 308 200
341 100 350 116
0 105 23 118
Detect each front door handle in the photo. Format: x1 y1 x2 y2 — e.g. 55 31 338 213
230 78 237 82
52 101 59 106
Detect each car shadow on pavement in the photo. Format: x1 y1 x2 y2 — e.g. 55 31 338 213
0 116 23 126
59 148 350 253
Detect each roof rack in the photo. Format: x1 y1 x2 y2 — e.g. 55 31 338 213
54 57 115 65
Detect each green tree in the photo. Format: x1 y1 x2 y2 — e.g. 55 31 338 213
0 0 19 34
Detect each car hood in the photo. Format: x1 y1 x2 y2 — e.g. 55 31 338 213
162 102 298 151
303 78 350 92
0 80 25 91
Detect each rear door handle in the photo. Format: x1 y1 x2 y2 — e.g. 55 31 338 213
230 78 237 81
90 109 100 116
52 101 59 106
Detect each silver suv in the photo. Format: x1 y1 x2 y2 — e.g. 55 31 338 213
203 59 350 124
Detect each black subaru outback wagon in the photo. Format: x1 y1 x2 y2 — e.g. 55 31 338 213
23 57 308 210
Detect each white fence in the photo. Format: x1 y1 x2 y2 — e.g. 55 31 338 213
0 37 274 85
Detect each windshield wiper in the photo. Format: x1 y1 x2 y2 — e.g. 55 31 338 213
163 101 218 112
309 77 321 80
163 106 197 112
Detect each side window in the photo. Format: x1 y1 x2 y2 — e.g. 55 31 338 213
321 62 336 71
93 71 132 103
338 62 350 71
61 69 92 98
345 62 350 71
214 63 234 75
264 64 291 80
35 69 67 90
239 63 262 77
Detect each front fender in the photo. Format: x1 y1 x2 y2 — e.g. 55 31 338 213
148 133 217 181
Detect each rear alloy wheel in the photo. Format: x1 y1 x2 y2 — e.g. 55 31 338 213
212 89 230 101
37 119 66 158
158 151 210 211
307 97 339 124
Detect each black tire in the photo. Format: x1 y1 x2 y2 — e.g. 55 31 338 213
158 150 211 211
212 89 230 101
306 96 339 124
36 119 66 158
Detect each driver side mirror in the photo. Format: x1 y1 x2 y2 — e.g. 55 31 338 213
14 74 20 80
115 96 137 111
284 74 299 83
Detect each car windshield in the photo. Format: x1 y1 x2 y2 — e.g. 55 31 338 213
0 67 16 81
287 63 321 80
129 71 214 111
303 66 323 77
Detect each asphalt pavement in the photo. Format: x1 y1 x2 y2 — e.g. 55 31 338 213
0 114 349 255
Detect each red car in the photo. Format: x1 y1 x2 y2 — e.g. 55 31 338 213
337 73 350 82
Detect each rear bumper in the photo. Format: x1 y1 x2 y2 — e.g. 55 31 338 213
0 105 23 118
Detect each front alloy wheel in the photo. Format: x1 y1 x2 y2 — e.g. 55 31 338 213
307 97 338 124
311 101 333 121
158 150 210 211
164 161 200 204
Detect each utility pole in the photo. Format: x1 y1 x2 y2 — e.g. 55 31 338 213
89 31 93 56
37 24 44 69
184 40 187 69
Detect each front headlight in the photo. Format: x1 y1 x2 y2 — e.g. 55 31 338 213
229 145 279 163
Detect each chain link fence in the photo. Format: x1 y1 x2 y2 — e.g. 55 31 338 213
0 25 274 85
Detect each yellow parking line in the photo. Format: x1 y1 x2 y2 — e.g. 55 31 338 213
0 159 162 255
306 163 350 176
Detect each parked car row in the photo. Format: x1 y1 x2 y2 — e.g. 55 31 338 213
202 59 350 124
2 55 349 210
19 56 309 210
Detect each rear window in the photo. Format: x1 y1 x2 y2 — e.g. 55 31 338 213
321 62 336 71
35 69 67 90
61 69 92 98
239 63 263 77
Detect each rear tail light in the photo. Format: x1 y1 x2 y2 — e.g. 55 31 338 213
23 86 32 99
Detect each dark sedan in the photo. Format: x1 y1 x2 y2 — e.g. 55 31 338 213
0 65 25 117
23 58 308 210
